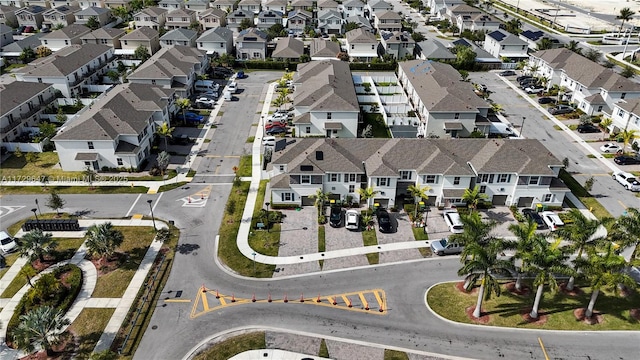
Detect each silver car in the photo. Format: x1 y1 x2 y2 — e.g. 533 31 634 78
345 209 360 231
430 238 463 256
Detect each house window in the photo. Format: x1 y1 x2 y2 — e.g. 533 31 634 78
454 113 460 119
400 171 412 180
301 175 311 184
351 44 354 49
305 126 311 134
479 185 487 193
279 165 285 171
282 192 293 201
65 40 69 45
371 44 375 49
344 173 356 182
84 161 91 166
423 175 437 184
117 158 123 166
497 174 511 183
253 52 260 58
37 78 42 83
151 79 156 84
618 109 625 117
478 174 494 183
621 93 626 99
376 178 389 186
453 176 460 185
349 185 355 193
329 173 340 182
327 112 332 119
529 176 539 185
87 141 94 149
543 194 553 202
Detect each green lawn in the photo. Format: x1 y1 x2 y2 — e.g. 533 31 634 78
0 252 21 279
360 113 391 138
384 349 409 360
412 228 431 257
193 332 266 360
559 169 611 219
0 152 82 178
67 308 115 360
319 339 329 357
92 226 156 298
247 180 280 276
318 225 326 269
362 230 379 265
158 181 189 192
237 155 252 177
428 282 640 330
1 264 35 298
0 185 148 195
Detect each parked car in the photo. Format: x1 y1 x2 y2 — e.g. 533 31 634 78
519 77 538 85
443 210 464 234
522 209 547 229
176 111 204 123
540 211 564 231
524 86 545 94
537 97 556 104
430 238 463 256
376 209 393 233
345 209 360 231
614 155 640 165
24 26 34 33
265 120 287 130
267 113 288 122
0 231 17 254
236 71 245 79
14 26 26 35
612 171 640 191
577 123 600 133
194 97 215 108
329 206 343 227
262 136 276 147
516 75 533 82
600 142 622 153
499 70 516 76
227 82 238 94
548 105 574 115
199 90 218 99
265 126 287 135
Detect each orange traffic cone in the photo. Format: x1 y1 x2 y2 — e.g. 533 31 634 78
347 297 352 308
268 293 272 302
284 293 288 303
252 293 256 302
215 289 220 299
231 293 236 303
299 293 304 303
316 294 321 303
201 284 206 293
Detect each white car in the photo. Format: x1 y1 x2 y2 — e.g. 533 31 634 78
443 210 464 234
524 86 545 94
600 142 622 153
194 97 216 108
262 136 276 147
540 211 565 231
267 112 288 122
613 172 640 191
0 231 17 254
227 82 237 94
345 209 360 231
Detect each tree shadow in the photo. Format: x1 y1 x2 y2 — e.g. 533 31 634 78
71 209 93 217
176 243 200 255
117 247 148 271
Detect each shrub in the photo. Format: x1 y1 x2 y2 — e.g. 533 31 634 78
226 199 236 214
317 214 326 224
510 205 525 222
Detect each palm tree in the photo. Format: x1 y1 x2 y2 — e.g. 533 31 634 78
452 212 497 247
85 222 125 263
506 219 540 291
357 187 379 208
599 118 613 137
12 306 70 356
565 40 582 54
462 185 488 211
524 238 573 319
617 8 636 35
577 243 637 318
556 209 606 290
361 213 374 231
612 208 640 264
407 184 431 221
621 129 637 154
458 238 514 318
156 122 175 149
309 189 331 215
18 229 57 263
537 38 553 50
175 98 191 123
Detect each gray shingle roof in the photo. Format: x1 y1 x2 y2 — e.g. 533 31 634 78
318 9 341 19
375 10 401 20
237 28 267 42
345 28 376 43
618 98 640 115
417 39 456 60
16 43 112 77
80 27 126 40
41 24 91 40
487 29 527 46
344 15 373 30
128 46 206 79
0 82 52 116
197 26 233 42
1 33 44 53
121 26 159 40
272 37 304 58
135 6 167 17
161 28 197 41
309 38 341 58
294 60 359 112
75 6 110 16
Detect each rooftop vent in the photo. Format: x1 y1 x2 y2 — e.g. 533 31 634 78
316 151 323 160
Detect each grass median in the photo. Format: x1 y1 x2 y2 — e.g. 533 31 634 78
362 229 379 265
67 308 115 360
193 332 266 360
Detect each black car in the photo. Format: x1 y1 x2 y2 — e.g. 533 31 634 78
516 75 533 82
500 70 516 76
538 97 556 104
522 209 547 229
265 126 287 135
614 155 640 165
329 206 342 227
376 209 393 233
577 123 600 133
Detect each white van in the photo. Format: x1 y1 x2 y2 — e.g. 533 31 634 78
262 136 276 147
223 90 232 101
194 80 219 92
227 82 237 94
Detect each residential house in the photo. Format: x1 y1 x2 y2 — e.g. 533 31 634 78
268 138 567 209
528 48 640 115
256 9 281 31
0 22 12 47
0 0 23 8
211 0 236 12
445 3 481 32
160 27 197 48
317 9 342 35
127 45 209 97
158 0 185 10
133 7 167 30
484 29 528 62
291 60 360 138
265 0 286 13
397 60 490 138
21 0 50 9
16 5 47 29
272 36 304 61
120 26 160 55
226 9 252 33
198 8 226 30
196 26 233 55
0 32 44 57
610 99 640 135
345 28 378 62
381 31 414 60
519 30 561 51
340 0 365 18
427 0 464 19
286 9 311 35
0 82 55 144
0 5 19 27
74 6 111 27
451 38 501 69
344 15 373 33
468 13 500 32
40 24 91 50
103 0 133 10
235 27 267 59
165 8 196 29
374 10 401 33
43 5 78 28
416 39 456 61
238 0 260 15
365 0 392 19
50 0 80 7
184 0 208 13
309 38 341 60
80 27 124 48
14 43 114 98
290 0 313 12
77 0 103 9
53 83 176 171
317 0 338 12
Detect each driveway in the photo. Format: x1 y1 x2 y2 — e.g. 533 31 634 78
376 210 422 263
274 207 320 277
322 209 369 271
427 207 518 239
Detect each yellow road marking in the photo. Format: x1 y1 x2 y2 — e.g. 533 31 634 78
326 296 335 304
358 292 368 308
341 295 350 306
147 189 157 194
201 289 209 311
619 200 628 209
165 299 191 303
132 214 143 219
218 296 227 306
215 165 220 175
538 337 550 360
373 291 384 308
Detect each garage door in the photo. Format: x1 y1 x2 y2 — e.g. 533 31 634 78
301 196 315 206
492 195 507 205
373 198 389 209
517 197 533 207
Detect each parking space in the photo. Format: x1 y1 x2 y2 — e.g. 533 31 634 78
376 211 422 263
427 206 517 239
274 207 320 277
322 213 369 271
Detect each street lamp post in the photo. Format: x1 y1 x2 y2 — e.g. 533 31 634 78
31 208 40 230
35 199 41 216
147 199 157 231
520 116 526 138
264 202 270 233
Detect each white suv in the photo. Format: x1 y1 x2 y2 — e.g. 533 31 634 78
613 172 640 191
443 210 464 234
540 211 564 231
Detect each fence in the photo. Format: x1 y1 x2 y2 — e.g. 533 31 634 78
2 142 44 152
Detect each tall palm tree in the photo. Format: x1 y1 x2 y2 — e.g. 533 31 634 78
452 212 497 247
12 306 70 356
506 219 540 291
599 118 613 137
309 189 331 216
621 129 637 154
156 122 175 150
175 98 191 123
537 38 553 50
556 209 606 290
524 238 573 319
462 185 488 212
565 40 582 54
617 8 636 35
85 222 125 263
357 187 379 209
612 208 640 265
458 238 513 318
576 243 637 318
407 184 431 221
18 229 57 263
